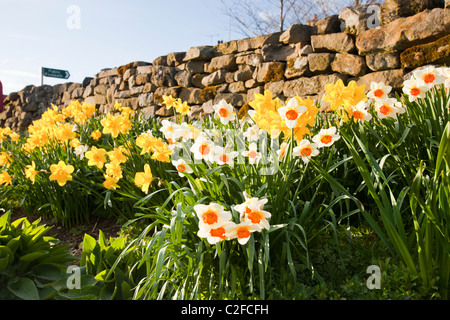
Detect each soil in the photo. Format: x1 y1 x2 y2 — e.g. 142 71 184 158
10 207 123 259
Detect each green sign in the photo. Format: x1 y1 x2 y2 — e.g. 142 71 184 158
42 67 70 79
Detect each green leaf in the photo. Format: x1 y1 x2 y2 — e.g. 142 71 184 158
94 269 108 282
0 211 11 230
81 233 98 254
20 251 48 263
32 264 65 281
7 277 40 300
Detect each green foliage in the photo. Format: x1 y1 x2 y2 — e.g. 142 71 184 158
56 230 146 300
0 210 75 300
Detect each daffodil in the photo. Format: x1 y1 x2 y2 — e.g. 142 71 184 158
403 79 429 102
241 201 271 230
103 175 120 190
312 127 341 148
367 82 392 101
0 152 12 168
197 221 236 245
374 98 405 119
233 192 268 221
136 132 161 155
322 79 348 111
91 130 102 140
243 124 264 142
213 100 236 125
351 101 373 123
134 164 153 194
85 146 107 169
74 144 89 160
25 161 39 184
105 161 123 179
162 95 176 109
172 158 193 177
107 147 128 164
174 99 191 116
413 66 445 88
241 142 261 165
443 67 450 88
49 161 74 187
101 114 131 138
293 139 320 163
194 203 232 226
151 143 173 163
0 170 12 186
190 135 215 161
278 98 307 129
9 132 20 143
226 221 262 245
213 146 238 167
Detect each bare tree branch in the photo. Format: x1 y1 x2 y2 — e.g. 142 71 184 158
221 0 382 37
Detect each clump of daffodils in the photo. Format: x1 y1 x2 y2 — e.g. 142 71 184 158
195 192 271 245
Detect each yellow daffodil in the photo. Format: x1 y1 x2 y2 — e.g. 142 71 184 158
107 147 128 164
162 95 176 109
105 161 123 179
103 175 120 190
25 161 39 184
101 114 131 138
49 161 74 186
91 130 102 140
85 146 107 169
0 170 12 186
136 132 161 155
0 152 12 168
151 143 173 163
134 164 153 194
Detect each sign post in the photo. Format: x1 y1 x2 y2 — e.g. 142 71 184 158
41 67 70 85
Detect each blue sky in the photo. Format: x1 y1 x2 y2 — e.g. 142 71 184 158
0 0 243 94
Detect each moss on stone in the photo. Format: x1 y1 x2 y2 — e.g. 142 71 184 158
400 34 450 69
262 63 285 83
199 85 221 102
237 103 252 119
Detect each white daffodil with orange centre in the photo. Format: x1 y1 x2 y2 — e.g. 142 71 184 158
172 158 193 177
403 79 429 102
190 134 215 161
194 203 232 227
276 142 289 161
165 131 181 150
213 146 238 167
241 201 271 231
413 66 445 88
367 82 392 101
234 192 269 221
351 101 373 123
375 98 405 119
312 127 341 148
243 124 264 142
213 100 236 125
241 142 262 165
293 139 320 163
227 221 262 245
278 98 308 129
173 122 193 141
197 221 236 245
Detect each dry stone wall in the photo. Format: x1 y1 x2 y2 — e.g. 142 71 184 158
2 1 449 132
